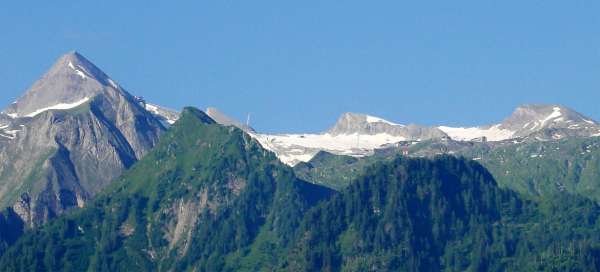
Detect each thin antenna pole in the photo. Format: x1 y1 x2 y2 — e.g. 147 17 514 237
246 113 251 127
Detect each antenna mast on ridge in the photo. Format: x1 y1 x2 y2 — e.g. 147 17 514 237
246 113 251 127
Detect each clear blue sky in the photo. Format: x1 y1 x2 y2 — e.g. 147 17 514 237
1 1 599 133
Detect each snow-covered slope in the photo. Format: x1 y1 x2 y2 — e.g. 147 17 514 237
438 125 514 141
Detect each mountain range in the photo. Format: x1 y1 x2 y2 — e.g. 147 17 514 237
161 104 600 166
1 51 600 270
2 51 599 222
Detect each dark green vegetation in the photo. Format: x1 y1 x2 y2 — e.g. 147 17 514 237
2 109 600 271
290 156 600 271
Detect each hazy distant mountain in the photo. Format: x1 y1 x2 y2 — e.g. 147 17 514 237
0 52 165 230
328 112 447 139
206 107 255 132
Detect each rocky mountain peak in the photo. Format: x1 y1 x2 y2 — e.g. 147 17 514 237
326 112 446 140
2 51 125 118
327 112 402 135
54 51 114 85
500 104 599 137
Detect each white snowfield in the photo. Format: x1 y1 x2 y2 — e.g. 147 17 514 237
365 115 403 126
23 97 91 118
438 125 515 142
251 132 407 165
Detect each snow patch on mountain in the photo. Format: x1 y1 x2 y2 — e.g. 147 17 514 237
438 125 515 141
145 103 179 126
68 61 88 79
366 115 402 126
0 127 21 139
23 97 90 118
539 107 562 127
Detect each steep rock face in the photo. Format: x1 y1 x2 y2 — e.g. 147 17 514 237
0 52 165 229
3 52 118 118
0 113 12 127
501 104 600 140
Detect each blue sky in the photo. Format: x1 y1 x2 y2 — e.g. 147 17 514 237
1 1 599 133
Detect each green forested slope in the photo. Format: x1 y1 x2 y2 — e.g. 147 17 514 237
288 156 600 271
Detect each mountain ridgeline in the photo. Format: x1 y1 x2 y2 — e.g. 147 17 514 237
1 108 600 271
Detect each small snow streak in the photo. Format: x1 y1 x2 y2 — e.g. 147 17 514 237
25 97 90 117
365 115 403 126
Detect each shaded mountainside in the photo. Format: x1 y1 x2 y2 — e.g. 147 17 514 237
0 107 334 271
